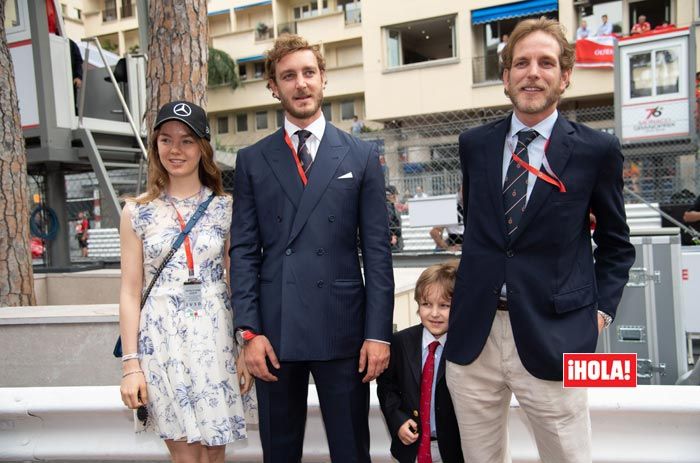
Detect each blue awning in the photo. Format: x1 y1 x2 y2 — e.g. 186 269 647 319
237 55 265 63
471 0 558 25
207 9 229 17
234 1 272 12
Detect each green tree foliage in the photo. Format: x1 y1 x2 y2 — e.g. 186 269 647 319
208 47 239 89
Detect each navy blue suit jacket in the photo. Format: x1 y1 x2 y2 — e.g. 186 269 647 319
230 122 395 361
444 114 635 380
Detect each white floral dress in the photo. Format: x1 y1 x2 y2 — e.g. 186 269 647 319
127 188 256 446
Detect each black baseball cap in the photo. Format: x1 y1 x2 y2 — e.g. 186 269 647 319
154 101 211 140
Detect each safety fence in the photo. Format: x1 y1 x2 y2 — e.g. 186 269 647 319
28 105 700 265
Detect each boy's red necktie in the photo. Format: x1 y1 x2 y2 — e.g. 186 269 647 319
417 340 440 463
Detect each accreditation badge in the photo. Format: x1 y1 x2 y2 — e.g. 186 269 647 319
183 278 204 317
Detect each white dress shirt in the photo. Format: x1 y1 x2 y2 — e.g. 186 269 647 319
284 114 326 160
500 110 558 298
421 328 447 438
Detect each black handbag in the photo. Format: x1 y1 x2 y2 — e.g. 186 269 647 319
113 193 215 358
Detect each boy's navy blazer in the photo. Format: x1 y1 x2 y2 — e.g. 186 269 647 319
230 122 395 361
444 114 635 380
377 324 464 463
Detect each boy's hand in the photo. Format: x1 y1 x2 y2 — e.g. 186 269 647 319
398 419 419 445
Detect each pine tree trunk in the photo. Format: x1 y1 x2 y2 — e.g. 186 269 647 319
0 2 36 306
146 1 208 130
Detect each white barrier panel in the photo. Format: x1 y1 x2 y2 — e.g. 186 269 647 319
1 385 699 462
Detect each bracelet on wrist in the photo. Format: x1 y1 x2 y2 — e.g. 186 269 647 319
121 353 139 362
122 370 144 378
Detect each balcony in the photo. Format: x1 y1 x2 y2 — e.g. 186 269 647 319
120 2 134 19
472 54 501 85
278 21 297 35
101 7 117 22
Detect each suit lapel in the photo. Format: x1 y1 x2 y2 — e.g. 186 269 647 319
261 128 303 210
509 115 574 244
408 325 423 388
287 123 349 246
486 116 511 241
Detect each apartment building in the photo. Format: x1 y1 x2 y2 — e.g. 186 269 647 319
55 0 699 150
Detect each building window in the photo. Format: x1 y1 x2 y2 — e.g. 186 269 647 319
293 1 327 19
5 0 20 28
322 102 332 121
254 62 265 79
337 0 360 24
384 15 456 68
340 101 354 120
256 111 268 130
276 109 285 128
236 114 248 132
239 64 247 81
217 116 229 134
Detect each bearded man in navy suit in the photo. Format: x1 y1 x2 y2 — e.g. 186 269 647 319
230 34 394 463
444 18 635 463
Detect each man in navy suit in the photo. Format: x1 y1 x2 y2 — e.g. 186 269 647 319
230 34 394 462
444 18 635 463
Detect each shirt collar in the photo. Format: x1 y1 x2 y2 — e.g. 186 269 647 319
509 109 558 141
422 327 447 350
284 113 326 142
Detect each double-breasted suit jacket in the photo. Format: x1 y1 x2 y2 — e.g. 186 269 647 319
230 122 395 361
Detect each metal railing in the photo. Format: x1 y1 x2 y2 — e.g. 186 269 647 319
101 7 117 22
277 21 297 36
255 27 274 41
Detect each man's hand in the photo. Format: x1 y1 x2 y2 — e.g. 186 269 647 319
398 419 419 445
73 77 82 88
358 340 390 383
597 313 605 334
243 335 280 382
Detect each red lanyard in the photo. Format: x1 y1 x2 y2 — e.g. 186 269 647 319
284 131 308 186
510 138 567 193
170 203 196 277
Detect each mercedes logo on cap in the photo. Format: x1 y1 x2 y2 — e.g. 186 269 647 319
173 103 192 117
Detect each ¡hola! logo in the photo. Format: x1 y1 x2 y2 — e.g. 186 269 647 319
563 353 637 388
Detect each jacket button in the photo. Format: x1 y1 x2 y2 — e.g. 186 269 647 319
316 248 325 256
276 215 282 223
317 280 325 288
506 249 514 258
285 248 293 256
413 410 419 417
328 215 336 222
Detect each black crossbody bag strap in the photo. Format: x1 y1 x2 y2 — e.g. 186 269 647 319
113 193 215 358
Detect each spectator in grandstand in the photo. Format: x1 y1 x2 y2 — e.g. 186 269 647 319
683 194 700 225
576 19 590 40
445 17 635 463
414 185 428 198
386 185 403 252
351 115 365 134
75 211 89 257
596 14 613 36
631 15 651 35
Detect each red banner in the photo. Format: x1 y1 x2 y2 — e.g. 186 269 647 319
563 353 637 387
575 36 615 68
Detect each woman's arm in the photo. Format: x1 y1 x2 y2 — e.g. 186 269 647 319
118 205 147 408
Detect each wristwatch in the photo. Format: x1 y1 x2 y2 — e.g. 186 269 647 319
235 328 258 347
597 310 613 328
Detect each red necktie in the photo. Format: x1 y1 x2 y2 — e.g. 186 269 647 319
417 340 440 463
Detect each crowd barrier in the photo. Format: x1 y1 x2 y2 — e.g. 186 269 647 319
1 385 699 462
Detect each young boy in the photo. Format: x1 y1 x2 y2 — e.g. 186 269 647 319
377 261 464 463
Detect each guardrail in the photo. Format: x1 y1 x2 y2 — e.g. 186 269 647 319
1 385 698 462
